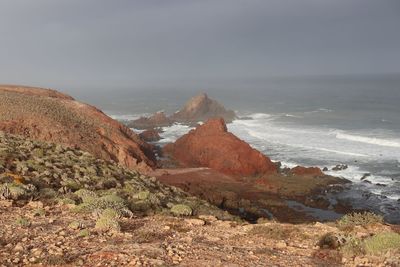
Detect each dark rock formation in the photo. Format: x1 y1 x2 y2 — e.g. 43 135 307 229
127 111 172 129
0 85 156 173
332 164 348 171
163 118 277 176
139 129 161 142
171 93 236 123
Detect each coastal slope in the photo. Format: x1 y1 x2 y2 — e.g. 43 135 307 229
0 85 156 173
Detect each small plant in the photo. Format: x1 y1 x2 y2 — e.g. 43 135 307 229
72 192 133 218
337 212 384 227
171 204 192 216
340 237 364 257
58 197 76 205
15 216 31 227
95 208 121 232
0 182 29 200
78 229 90 237
363 232 400 255
74 189 97 203
68 221 83 230
137 190 150 200
39 188 57 199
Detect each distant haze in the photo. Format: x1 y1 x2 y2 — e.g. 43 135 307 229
0 0 400 90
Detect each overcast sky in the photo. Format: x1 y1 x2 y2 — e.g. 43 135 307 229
0 0 399 89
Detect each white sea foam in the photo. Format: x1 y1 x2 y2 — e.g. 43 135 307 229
108 113 149 121
336 132 400 148
158 123 194 144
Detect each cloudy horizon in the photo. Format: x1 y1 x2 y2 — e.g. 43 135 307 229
1 0 400 90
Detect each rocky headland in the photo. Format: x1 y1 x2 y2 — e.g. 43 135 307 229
126 93 236 130
158 118 351 223
0 85 155 173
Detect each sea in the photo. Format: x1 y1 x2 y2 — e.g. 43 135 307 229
67 74 400 223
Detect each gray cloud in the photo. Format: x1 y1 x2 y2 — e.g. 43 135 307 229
0 0 399 89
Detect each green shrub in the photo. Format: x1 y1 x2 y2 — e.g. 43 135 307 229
78 229 90 237
137 190 150 200
364 232 400 255
58 197 76 205
340 237 364 257
337 212 384 227
95 208 121 232
171 204 192 216
74 189 97 203
0 182 33 200
15 216 31 227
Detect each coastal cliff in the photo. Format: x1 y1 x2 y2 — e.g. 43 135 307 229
0 85 156 173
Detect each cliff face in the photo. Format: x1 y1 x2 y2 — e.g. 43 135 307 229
163 118 277 176
0 85 156 173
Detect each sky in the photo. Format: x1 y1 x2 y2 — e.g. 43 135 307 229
0 0 399 89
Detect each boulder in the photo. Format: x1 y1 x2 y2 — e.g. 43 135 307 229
139 129 161 142
332 164 348 171
0 85 156 173
289 166 324 177
163 118 277 176
127 111 172 129
171 93 236 123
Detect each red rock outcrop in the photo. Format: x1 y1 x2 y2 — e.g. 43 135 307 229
0 85 156 173
171 93 236 123
289 166 324 177
128 111 172 129
139 129 161 142
163 118 277 176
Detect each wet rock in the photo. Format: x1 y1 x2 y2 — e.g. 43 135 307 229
361 173 371 180
332 164 348 171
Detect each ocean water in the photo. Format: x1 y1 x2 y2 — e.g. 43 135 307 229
69 74 400 222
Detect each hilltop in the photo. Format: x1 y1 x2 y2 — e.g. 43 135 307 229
0 85 155 173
